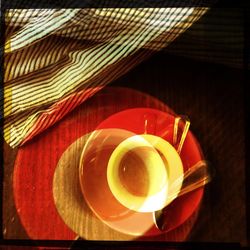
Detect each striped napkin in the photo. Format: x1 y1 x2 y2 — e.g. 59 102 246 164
3 8 208 147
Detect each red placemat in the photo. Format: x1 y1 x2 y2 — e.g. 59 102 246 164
13 87 203 240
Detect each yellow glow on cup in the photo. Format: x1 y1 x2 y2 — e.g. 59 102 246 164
107 134 183 213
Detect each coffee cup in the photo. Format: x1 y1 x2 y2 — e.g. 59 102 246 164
107 134 183 213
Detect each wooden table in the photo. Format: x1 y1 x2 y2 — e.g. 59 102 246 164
2 50 248 249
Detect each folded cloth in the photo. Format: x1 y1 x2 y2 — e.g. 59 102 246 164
3 8 208 147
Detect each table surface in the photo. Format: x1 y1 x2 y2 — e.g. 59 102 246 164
2 50 248 248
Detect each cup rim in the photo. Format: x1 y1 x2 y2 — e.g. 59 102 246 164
107 134 183 213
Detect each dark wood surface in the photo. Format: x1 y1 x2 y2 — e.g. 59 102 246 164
2 50 248 247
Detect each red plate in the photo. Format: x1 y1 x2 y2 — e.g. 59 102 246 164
13 87 202 240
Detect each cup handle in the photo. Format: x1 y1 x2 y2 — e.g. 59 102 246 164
173 115 190 154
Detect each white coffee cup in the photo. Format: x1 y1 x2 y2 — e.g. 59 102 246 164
107 134 183 213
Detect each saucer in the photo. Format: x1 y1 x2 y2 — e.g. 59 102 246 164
88 108 204 235
79 127 185 236
53 130 199 240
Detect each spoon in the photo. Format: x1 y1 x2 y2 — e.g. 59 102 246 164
173 115 190 154
153 160 211 231
153 116 211 231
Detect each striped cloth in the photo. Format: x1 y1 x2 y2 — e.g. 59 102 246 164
3 8 208 147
